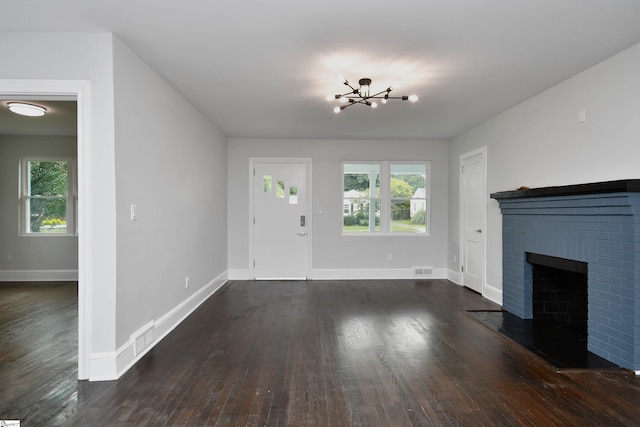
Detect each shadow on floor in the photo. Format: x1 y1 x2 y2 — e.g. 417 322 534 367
466 310 619 371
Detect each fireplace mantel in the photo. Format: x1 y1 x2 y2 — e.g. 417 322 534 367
491 180 640 372
490 179 640 200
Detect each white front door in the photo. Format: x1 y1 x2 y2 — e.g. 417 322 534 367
460 148 486 294
252 160 309 279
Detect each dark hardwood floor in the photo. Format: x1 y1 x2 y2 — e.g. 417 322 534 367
1 279 639 426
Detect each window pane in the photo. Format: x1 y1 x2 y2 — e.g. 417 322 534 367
343 163 381 233
390 199 425 233
276 180 285 198
343 164 380 197
29 198 67 233
390 164 425 198
343 199 380 233
29 161 68 196
263 175 272 192
289 186 298 204
390 163 427 233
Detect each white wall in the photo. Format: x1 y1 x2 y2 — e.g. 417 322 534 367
112 38 228 368
448 41 640 305
0 33 229 380
0 32 117 379
228 138 449 278
0 136 78 277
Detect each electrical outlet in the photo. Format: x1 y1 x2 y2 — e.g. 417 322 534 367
185 276 190 288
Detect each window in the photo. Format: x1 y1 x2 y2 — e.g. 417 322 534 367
342 161 429 235
20 158 77 236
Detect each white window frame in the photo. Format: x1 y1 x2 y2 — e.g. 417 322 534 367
341 161 430 236
19 157 77 237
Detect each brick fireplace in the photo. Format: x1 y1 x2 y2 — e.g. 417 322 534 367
491 180 640 372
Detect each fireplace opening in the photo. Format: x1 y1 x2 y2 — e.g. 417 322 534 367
468 252 614 369
528 253 588 331
528 253 588 347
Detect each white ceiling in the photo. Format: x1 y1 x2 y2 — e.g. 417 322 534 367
0 100 77 136
2 1 640 140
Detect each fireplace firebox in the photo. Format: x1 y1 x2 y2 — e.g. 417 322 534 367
528 253 587 333
491 180 640 372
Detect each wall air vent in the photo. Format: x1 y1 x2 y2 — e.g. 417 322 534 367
414 266 433 276
133 323 155 356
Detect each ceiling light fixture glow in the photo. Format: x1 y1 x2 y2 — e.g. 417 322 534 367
328 77 418 113
7 102 47 117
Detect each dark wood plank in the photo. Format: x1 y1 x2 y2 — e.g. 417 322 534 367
1 279 640 426
0 281 78 425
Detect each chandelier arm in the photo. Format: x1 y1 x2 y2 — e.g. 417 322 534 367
370 96 407 100
331 77 416 111
343 80 358 93
368 89 391 99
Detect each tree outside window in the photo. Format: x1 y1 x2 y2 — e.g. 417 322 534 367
342 161 429 235
21 159 76 235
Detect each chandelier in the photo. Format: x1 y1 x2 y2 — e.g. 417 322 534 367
327 77 418 113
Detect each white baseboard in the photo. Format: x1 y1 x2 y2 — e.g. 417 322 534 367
88 270 228 381
310 267 448 280
88 351 119 382
228 269 251 280
0 269 78 281
231 267 450 281
447 269 461 285
483 283 502 306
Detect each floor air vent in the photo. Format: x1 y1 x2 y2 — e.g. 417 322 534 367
414 266 433 277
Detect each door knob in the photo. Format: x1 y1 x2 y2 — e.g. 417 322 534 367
297 232 307 236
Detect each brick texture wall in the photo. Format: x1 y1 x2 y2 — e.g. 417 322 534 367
497 192 640 370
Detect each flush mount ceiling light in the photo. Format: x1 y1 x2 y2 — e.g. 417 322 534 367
7 102 47 117
327 77 418 113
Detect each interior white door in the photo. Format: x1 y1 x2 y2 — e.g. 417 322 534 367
253 161 308 279
461 150 486 294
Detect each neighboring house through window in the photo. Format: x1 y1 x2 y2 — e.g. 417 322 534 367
342 161 430 235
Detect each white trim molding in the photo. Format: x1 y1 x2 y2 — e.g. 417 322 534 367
483 282 503 306
447 269 462 285
311 267 448 280
228 269 251 280
0 79 93 380
88 270 228 381
232 268 450 281
0 269 78 281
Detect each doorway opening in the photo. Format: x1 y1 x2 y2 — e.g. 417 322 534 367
0 81 88 380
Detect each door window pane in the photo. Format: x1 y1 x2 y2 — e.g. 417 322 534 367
263 175 272 192
276 180 285 198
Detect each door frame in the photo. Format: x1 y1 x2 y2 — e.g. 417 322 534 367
0 79 91 379
249 157 312 280
458 146 487 295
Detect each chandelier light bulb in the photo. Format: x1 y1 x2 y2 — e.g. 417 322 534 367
381 98 388 104
333 106 341 114
325 94 334 102
371 102 378 109
408 94 419 103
